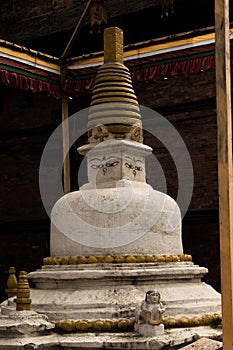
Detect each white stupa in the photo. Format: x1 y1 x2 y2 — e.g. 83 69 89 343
0 27 222 349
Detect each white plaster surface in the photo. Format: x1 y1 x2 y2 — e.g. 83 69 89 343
50 182 182 256
137 324 165 337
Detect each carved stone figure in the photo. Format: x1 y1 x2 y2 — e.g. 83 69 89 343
135 290 165 336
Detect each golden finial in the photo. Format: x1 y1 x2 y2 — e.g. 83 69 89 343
104 27 123 63
5 266 18 298
15 271 31 311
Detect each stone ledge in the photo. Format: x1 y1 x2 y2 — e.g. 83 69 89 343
0 327 222 349
0 311 54 337
29 263 208 287
179 337 222 349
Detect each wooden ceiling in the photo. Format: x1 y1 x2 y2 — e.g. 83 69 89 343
0 0 224 57
0 0 161 42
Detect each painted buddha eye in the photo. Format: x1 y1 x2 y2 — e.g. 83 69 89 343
135 166 143 171
106 161 119 167
91 163 104 169
125 163 134 169
91 164 99 169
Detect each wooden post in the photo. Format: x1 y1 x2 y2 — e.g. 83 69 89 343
61 65 70 194
215 0 233 348
60 0 95 192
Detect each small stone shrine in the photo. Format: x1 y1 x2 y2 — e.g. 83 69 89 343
0 27 222 349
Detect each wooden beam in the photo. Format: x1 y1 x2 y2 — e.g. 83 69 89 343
61 65 70 194
215 0 233 348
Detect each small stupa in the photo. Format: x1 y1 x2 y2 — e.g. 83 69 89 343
0 28 222 349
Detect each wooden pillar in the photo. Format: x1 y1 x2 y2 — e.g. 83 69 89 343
215 0 233 348
61 65 70 194
59 0 95 193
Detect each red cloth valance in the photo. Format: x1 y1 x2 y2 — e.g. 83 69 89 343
64 54 217 97
1 34 232 98
0 69 61 98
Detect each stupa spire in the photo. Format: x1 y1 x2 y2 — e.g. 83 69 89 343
88 27 143 143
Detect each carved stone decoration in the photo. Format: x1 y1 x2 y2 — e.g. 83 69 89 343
15 271 31 311
5 267 18 298
135 290 165 336
85 141 147 185
125 123 143 143
88 125 114 144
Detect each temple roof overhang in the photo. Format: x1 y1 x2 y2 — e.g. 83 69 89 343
1 28 233 99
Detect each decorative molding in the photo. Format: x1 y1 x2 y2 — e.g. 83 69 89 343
163 313 222 328
54 313 221 333
43 254 192 265
55 317 134 332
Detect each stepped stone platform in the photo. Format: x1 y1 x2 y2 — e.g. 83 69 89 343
0 325 222 349
22 261 221 323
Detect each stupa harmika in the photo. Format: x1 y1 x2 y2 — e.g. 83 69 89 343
0 27 222 349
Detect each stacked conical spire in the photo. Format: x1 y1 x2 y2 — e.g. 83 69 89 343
88 27 143 143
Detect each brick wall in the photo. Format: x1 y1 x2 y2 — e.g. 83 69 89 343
0 86 61 221
135 70 216 108
135 71 220 290
0 86 60 300
135 70 218 210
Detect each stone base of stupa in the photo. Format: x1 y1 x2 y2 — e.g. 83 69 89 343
0 278 222 350
10 259 220 325
0 257 222 349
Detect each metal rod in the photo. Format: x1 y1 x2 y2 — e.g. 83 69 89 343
61 0 95 60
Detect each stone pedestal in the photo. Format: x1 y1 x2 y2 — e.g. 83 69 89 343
25 261 221 323
137 324 165 337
